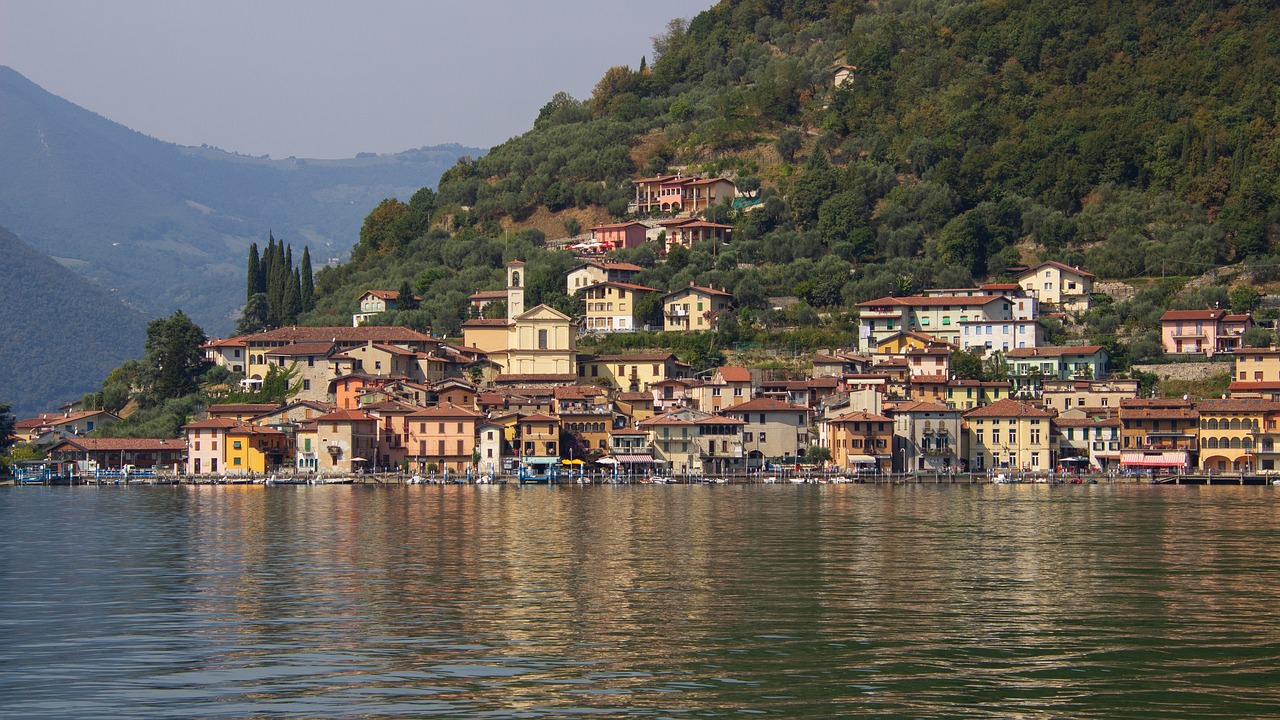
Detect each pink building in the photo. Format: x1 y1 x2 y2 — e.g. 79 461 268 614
1160 309 1253 356
589 221 649 252
660 219 733 252
631 174 737 215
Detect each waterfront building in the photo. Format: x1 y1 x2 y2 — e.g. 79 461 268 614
824 410 894 473
406 403 483 474
312 408 379 474
962 398 1056 472
639 408 745 476
722 397 812 471
1054 410 1122 471
462 261 576 377
47 437 187 474
1118 398 1198 473
889 401 962 473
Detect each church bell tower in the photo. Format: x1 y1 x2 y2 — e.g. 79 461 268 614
506 260 526 318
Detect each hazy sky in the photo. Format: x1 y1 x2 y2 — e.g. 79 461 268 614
0 0 714 158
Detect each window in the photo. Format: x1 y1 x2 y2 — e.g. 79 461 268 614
303 379 311 391
233 440 242 450
233 457 241 466
538 329 549 349
759 432 767 442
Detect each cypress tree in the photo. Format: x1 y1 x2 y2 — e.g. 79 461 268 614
283 268 302 326
300 246 315 311
246 243 261 302
285 243 294 276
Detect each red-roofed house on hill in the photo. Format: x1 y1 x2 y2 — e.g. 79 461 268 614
630 174 737 216
664 284 733 332
1016 260 1094 312
588 222 648 252
581 281 661 334
353 289 421 327
1160 309 1253 356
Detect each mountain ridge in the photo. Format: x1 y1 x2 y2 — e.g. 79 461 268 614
0 65 482 334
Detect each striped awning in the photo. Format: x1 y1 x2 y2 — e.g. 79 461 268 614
614 454 656 464
1120 451 1187 468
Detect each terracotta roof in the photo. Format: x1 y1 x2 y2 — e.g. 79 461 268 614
265 342 335 356
50 437 187 452
408 403 483 419
1196 398 1280 413
204 337 247 347
583 281 660 293
182 418 240 430
462 318 510 327
1228 381 1280 391
722 397 809 413
858 295 1007 308
1054 416 1121 427
520 413 560 423
618 391 653 401
314 409 376 422
16 410 115 427
715 366 752 383
948 379 1011 388
1160 309 1226 321
238 326 435 344
1224 313 1252 322
909 374 949 384
963 399 1055 419
980 283 1022 290
887 401 958 414
1007 345 1105 358
468 289 508 300
828 410 893 423
669 220 733 229
666 284 734 298
590 221 648 230
227 424 286 436
1021 260 1095 278
577 260 645 272
905 346 952 356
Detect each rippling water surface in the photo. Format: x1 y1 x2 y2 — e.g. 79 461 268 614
3 484 1280 718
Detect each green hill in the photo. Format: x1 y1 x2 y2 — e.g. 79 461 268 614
0 225 149 417
294 1 1280 347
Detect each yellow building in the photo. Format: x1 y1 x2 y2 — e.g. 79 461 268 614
824 410 893 473
946 380 1011 410
576 352 691 393
1196 398 1280 473
581 281 660 334
963 398 1055 472
225 424 288 474
663 284 733 332
462 261 576 377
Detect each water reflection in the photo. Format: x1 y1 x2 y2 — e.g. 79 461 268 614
2 484 1279 718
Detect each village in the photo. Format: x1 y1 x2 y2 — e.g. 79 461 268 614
9 173 1279 484
12 171 1280 484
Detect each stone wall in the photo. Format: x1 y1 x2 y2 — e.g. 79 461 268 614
1132 362 1227 382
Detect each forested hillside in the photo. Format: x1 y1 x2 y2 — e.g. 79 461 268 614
0 225 149 417
300 1 1280 354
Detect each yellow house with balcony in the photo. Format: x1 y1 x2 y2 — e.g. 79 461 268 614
225 424 288 474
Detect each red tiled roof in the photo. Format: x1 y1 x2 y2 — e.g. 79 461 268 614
590 221 648 231
265 342 336 356
207 403 280 415
666 285 733 298
577 260 645 272
1159 309 1225 321
588 352 679 362
722 398 809 413
858 295 1007 308
520 413 560 423
468 289 507 300
829 410 892 423
963 399 1055 418
50 437 187 452
408 403 483 419
462 318 510 327
182 418 240 430
1021 260 1095 278
238 326 435 344
1196 398 1280 413
314 409 376 422
715 366 752 383
887 401 958 414
494 374 578 384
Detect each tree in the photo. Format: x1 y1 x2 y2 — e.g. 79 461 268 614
143 311 208 401
236 292 270 335
0 403 15 457
775 129 803 162
1230 284 1261 313
246 242 262 302
299 246 315 311
805 446 832 465
397 280 419 310
951 349 986 380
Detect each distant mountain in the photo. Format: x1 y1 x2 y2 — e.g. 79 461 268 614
0 66 482 334
0 224 149 418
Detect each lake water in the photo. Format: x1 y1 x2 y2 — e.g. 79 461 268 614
2 484 1280 719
